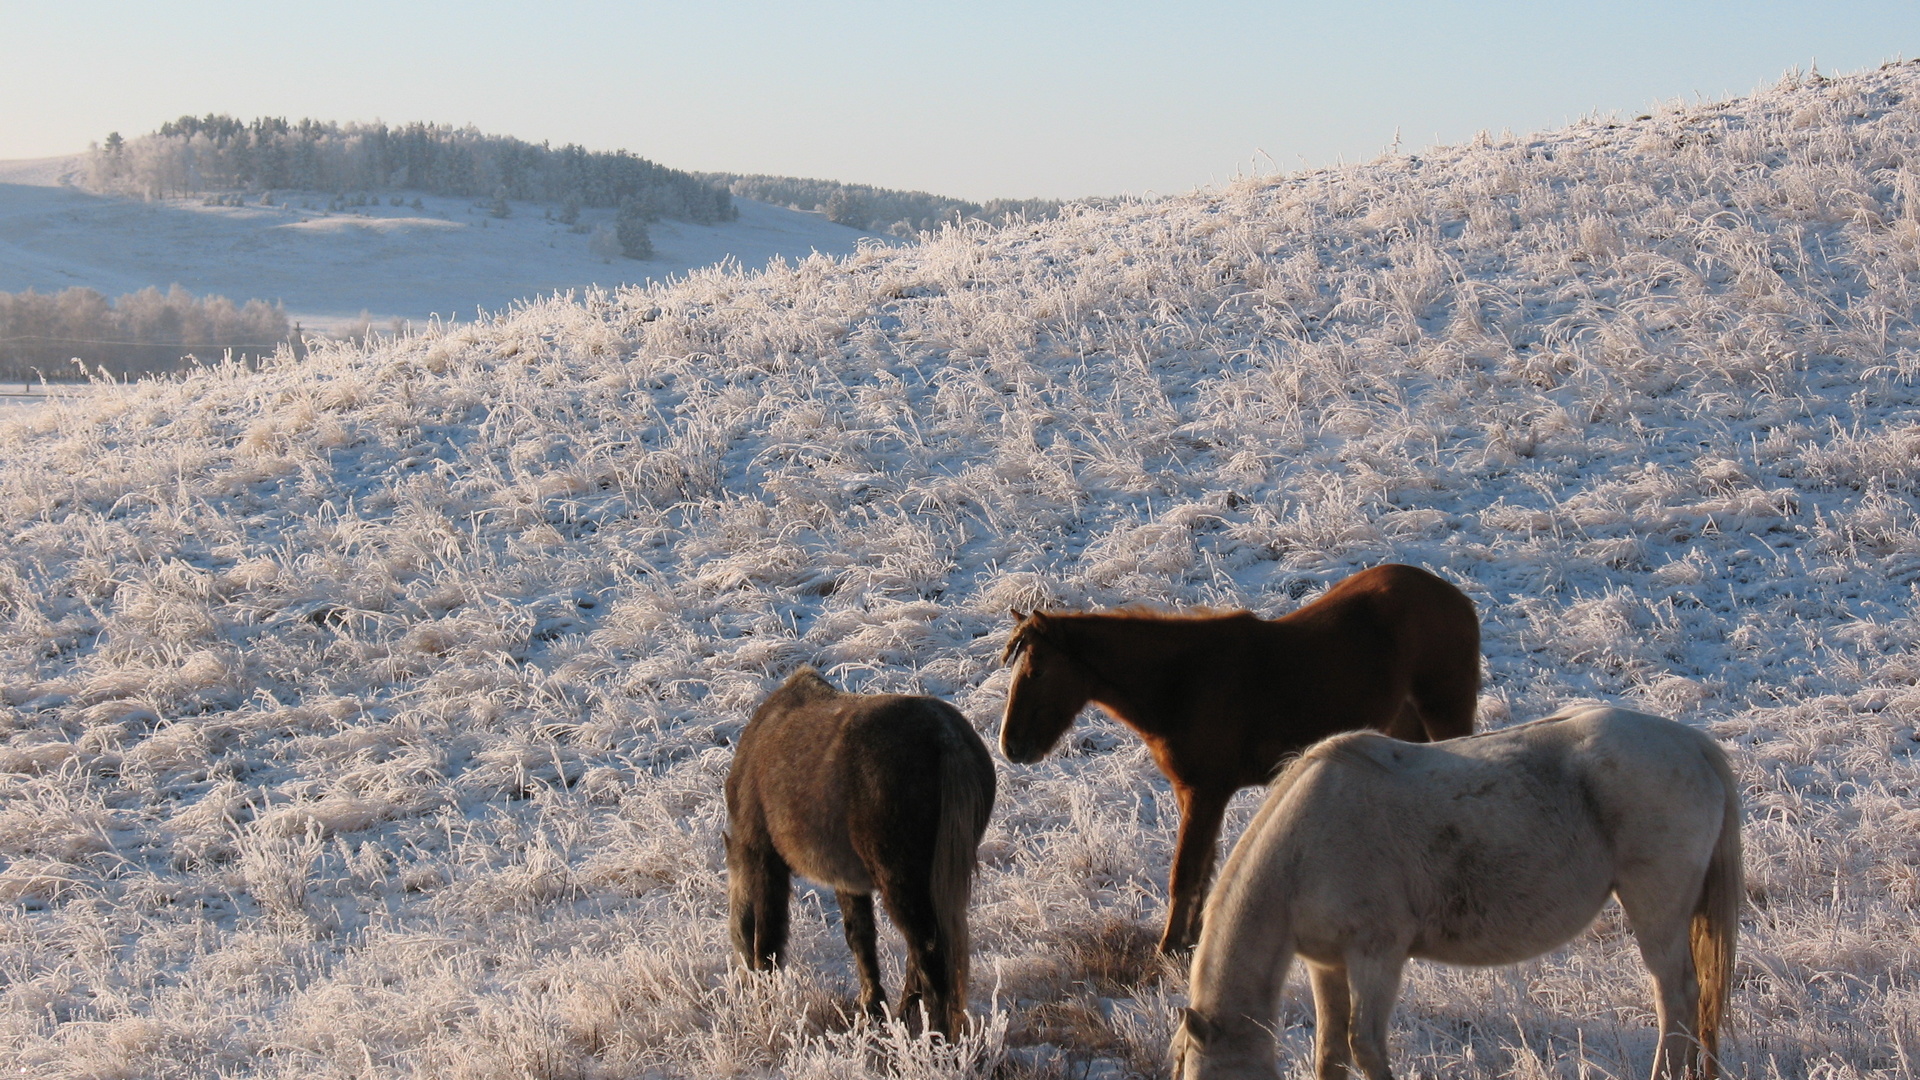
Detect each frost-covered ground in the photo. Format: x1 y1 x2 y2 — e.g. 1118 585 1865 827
0 157 885 333
5 63 1920 1079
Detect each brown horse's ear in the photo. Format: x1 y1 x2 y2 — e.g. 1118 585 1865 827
1010 608 1028 623
1181 1006 1211 1044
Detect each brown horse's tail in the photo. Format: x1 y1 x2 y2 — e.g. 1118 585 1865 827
1691 742 1743 1078
932 734 994 1030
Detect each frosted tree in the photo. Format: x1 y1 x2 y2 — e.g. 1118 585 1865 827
824 187 866 228
615 200 654 259
586 223 622 261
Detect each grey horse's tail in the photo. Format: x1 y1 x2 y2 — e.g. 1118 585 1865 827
931 732 993 1031
1691 741 1744 1078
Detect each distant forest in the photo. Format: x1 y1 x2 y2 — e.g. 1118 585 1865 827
708 174 1064 237
82 115 1084 240
86 116 736 225
0 286 291 381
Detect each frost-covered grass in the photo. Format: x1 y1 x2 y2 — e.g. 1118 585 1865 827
5 62 1920 1078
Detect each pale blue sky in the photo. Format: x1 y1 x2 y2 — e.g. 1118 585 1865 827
3 2 1916 200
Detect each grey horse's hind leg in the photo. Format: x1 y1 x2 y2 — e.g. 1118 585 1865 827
1343 952 1406 1080
1616 883 1703 1079
1308 960 1354 1079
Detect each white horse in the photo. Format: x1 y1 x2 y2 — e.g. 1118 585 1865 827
1172 705 1742 1080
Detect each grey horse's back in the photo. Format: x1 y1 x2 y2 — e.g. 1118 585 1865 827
1242 706 1732 966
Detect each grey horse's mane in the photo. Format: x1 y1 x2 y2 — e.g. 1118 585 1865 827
1275 731 1395 786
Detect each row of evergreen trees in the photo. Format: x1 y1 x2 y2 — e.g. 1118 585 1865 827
88 116 736 225
0 286 290 381
708 174 1064 237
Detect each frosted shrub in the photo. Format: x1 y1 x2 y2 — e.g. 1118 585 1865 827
236 824 324 924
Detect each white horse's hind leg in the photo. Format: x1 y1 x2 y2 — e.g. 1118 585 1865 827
1615 886 1703 1079
1308 961 1353 1079
1343 953 1406 1080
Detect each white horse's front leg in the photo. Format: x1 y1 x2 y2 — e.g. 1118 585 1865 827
1308 961 1353 1080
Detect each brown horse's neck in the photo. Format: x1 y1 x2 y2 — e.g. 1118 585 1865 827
1047 614 1242 738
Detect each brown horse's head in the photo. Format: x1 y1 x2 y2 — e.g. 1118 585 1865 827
998 611 1096 764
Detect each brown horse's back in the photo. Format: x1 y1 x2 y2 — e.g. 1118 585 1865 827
1280 563 1480 742
1145 565 1480 790
729 669 993 890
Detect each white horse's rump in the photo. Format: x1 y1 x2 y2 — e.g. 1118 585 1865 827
1173 705 1741 1080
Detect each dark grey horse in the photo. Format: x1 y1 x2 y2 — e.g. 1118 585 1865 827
725 667 996 1036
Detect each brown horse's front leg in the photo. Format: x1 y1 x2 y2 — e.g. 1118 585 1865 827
1161 785 1231 954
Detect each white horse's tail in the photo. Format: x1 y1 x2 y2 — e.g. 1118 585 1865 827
931 736 992 1027
1691 743 1743 1078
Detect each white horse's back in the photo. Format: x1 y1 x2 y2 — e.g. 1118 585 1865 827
1179 705 1741 1080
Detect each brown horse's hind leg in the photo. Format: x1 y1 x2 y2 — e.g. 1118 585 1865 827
876 874 958 1036
1385 700 1427 742
1410 662 1479 742
729 844 792 971
837 890 888 1021
1162 785 1232 954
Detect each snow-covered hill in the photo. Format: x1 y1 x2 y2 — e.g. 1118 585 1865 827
4 63 1920 1078
0 156 887 333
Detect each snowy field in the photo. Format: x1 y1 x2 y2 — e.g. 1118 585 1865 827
3 63 1920 1078
0 156 886 334
0 385 82 409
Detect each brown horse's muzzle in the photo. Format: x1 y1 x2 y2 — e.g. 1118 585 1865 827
999 736 1046 765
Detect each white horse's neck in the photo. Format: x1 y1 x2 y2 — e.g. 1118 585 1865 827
1188 868 1294 1042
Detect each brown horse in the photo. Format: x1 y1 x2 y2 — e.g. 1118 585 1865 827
998 563 1480 954
725 667 996 1036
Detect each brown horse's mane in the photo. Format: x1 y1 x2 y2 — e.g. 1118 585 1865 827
1077 604 1247 621
777 666 838 702
1002 606 1258 664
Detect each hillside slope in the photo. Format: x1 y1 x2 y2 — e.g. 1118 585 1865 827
0 157 885 333
4 64 1920 1077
